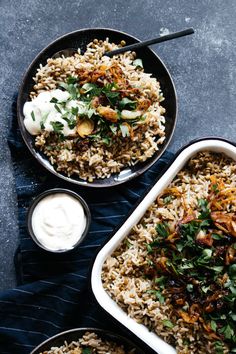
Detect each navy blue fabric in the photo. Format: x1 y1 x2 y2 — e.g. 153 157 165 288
0 97 174 353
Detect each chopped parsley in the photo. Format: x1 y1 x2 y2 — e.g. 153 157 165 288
119 97 137 110
31 111 35 121
163 195 173 204
82 348 92 354
50 97 58 103
133 58 143 68
162 319 174 329
198 198 211 219
51 121 64 134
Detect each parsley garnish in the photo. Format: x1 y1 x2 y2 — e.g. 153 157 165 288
71 106 79 116
147 289 165 304
163 195 173 204
67 76 78 85
54 104 62 113
31 111 35 121
51 121 64 133
198 199 211 219
162 319 174 328
119 97 137 110
156 223 169 238
133 58 143 68
82 348 92 354
50 97 58 103
102 83 120 106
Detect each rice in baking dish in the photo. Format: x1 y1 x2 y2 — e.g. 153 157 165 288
102 152 236 354
24 39 166 182
40 331 135 354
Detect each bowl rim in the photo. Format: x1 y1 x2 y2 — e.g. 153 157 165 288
17 27 178 187
27 188 91 253
30 326 146 354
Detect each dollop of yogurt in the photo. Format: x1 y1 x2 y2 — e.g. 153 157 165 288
23 89 87 136
31 193 87 251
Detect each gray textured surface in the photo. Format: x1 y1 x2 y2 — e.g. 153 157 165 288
0 0 235 290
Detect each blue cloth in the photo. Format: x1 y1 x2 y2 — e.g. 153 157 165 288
0 97 174 353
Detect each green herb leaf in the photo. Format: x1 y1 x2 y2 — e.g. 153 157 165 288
207 265 224 273
212 233 222 240
198 199 211 219
219 324 234 339
110 124 118 134
51 121 64 134
31 111 35 121
163 195 173 204
201 284 211 293
155 276 166 285
50 97 58 103
214 341 224 354
212 184 220 194
68 120 77 129
162 319 174 328
187 284 194 292
82 348 92 354
102 83 120 106
156 223 169 238
82 83 99 93
210 320 217 332
147 258 154 266
71 106 79 116
119 97 137 110
229 264 236 280
54 104 62 113
59 82 78 99
230 313 236 321
133 58 143 68
67 76 78 85
146 244 153 253
102 136 111 145
40 112 49 130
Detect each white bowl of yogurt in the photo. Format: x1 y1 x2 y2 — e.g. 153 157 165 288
27 188 91 253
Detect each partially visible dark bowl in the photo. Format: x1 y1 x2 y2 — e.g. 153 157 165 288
30 327 145 354
27 188 91 253
17 27 177 187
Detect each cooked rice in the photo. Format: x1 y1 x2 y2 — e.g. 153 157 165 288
31 38 166 181
40 331 135 353
102 151 236 354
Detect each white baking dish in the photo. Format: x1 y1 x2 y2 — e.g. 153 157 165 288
91 138 236 354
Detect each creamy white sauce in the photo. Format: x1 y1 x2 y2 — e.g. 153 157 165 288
31 193 87 251
23 89 87 136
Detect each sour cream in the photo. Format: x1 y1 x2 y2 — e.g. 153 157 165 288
31 192 87 251
23 89 88 137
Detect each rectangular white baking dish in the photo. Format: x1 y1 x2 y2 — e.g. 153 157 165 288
91 138 236 354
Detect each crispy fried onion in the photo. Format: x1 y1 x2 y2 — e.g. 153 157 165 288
209 176 236 211
211 211 236 237
178 304 200 324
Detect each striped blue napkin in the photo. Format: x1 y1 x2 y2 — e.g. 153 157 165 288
0 98 173 353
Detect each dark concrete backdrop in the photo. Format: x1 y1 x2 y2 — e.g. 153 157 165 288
0 0 235 290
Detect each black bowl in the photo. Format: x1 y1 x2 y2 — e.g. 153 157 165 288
27 188 91 253
17 27 177 187
30 327 145 354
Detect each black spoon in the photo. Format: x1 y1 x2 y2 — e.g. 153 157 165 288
52 28 194 59
105 28 194 57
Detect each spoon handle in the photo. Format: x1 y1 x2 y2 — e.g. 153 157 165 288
105 28 194 57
